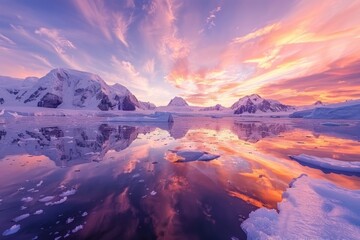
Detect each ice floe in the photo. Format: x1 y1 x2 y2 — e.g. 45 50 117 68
241 175 360 240
34 209 44 215
39 196 55 202
289 154 360 175
21 197 33 202
2 224 20 236
321 122 350 126
45 196 67 206
167 150 220 163
13 213 30 222
36 180 43 187
60 189 76 197
72 225 83 233
66 217 74 224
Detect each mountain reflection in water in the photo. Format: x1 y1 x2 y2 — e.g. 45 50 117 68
0 117 359 240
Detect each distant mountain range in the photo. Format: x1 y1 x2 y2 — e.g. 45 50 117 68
1 68 358 118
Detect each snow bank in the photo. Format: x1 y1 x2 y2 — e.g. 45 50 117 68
289 154 360 175
290 104 360 119
106 112 174 123
167 150 220 162
241 175 360 240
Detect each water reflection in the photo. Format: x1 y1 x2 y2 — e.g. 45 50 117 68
0 117 359 239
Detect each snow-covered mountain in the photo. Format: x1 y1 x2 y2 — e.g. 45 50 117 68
200 104 227 111
0 68 155 111
167 96 189 107
231 94 295 114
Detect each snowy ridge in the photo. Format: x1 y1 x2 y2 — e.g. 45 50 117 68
231 94 295 114
242 175 360 240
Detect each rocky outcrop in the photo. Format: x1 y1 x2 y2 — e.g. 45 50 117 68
38 93 63 108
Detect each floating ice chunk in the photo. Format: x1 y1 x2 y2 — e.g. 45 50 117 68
2 224 20 236
150 191 157 196
18 187 25 191
45 196 67 206
241 175 360 240
321 122 350 126
21 197 33 202
54 236 61 240
132 173 140 178
21 206 27 210
167 150 220 163
28 188 35 192
13 213 30 222
60 189 76 197
82 212 88 217
289 154 360 174
36 180 43 187
34 210 43 215
66 217 74 224
39 196 55 202
72 225 83 233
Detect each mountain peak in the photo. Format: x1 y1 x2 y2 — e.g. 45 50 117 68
231 94 294 114
167 96 189 107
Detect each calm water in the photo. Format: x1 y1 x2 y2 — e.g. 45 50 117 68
0 116 359 240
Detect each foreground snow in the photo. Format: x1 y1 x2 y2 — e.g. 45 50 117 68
241 175 360 240
290 154 360 174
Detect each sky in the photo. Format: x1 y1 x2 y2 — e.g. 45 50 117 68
0 0 360 107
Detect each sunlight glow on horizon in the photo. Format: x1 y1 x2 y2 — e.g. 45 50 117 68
0 0 359 106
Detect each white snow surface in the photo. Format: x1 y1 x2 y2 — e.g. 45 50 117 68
241 175 360 240
289 154 360 174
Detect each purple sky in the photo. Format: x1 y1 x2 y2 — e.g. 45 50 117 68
0 0 359 106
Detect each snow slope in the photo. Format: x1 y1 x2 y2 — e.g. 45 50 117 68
242 175 360 240
289 154 360 175
231 94 295 114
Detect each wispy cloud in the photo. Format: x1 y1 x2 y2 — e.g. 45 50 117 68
0 33 15 46
35 27 79 69
206 6 221 29
73 0 132 47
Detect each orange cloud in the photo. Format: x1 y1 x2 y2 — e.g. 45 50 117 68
166 0 360 106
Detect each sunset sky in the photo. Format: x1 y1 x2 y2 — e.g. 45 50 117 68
0 0 359 106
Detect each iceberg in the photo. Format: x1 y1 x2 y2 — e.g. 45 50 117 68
289 154 360 175
166 150 220 163
241 175 360 240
